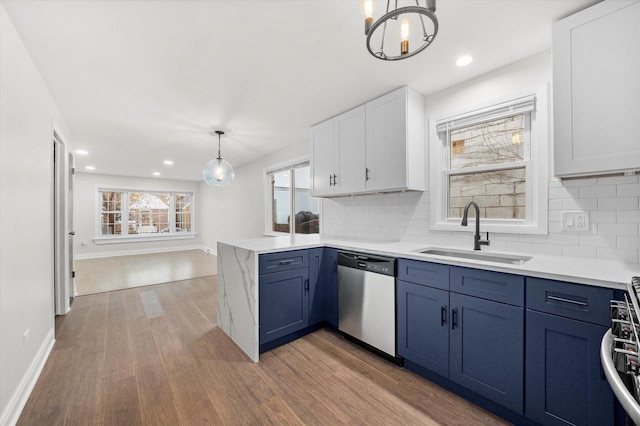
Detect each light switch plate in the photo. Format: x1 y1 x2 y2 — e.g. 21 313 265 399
562 211 590 232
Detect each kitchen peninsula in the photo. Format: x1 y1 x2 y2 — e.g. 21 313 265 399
217 234 637 363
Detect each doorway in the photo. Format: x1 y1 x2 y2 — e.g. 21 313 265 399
53 131 74 315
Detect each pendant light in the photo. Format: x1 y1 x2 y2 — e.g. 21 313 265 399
363 0 439 61
203 130 234 186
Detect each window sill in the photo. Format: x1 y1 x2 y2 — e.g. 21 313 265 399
93 233 197 245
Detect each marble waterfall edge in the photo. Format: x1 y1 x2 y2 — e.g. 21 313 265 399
217 242 259 362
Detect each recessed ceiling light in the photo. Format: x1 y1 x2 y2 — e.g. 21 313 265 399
456 55 473 67
153 172 161 176
163 160 174 165
75 149 89 156
85 166 95 171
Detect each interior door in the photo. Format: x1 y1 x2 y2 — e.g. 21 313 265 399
53 132 71 315
68 151 75 301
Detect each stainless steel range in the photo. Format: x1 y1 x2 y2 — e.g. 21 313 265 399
602 276 640 424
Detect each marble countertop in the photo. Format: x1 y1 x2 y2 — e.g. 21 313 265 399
219 234 640 290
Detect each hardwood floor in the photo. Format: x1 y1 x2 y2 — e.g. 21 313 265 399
74 250 217 295
18 276 509 425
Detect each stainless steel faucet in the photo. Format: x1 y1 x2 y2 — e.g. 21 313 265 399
461 201 490 251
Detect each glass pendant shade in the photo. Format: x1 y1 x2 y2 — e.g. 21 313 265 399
203 158 234 186
203 130 234 186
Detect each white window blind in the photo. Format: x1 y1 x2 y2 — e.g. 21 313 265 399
436 95 536 133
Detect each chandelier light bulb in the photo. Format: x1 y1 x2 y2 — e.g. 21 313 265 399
364 0 373 34
401 18 410 55
364 0 438 61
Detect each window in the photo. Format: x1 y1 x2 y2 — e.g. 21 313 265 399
265 159 320 235
429 87 548 234
97 188 194 242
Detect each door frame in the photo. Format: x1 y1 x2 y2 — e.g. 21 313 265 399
53 128 73 315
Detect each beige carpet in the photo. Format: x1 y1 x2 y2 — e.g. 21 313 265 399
74 249 217 295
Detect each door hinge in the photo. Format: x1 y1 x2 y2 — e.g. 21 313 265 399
72 271 76 278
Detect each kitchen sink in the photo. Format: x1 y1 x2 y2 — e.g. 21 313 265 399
415 248 532 265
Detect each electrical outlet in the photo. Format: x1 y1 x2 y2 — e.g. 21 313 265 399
562 211 590 232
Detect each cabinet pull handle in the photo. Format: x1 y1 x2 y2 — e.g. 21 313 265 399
365 168 370 181
333 174 337 185
441 305 447 326
547 295 588 306
451 309 457 330
280 259 294 265
329 174 333 186
305 279 309 292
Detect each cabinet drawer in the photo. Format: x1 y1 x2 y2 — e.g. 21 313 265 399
259 250 309 274
450 266 524 306
397 259 449 290
526 277 613 326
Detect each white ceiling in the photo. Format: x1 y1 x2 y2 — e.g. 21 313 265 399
3 0 599 181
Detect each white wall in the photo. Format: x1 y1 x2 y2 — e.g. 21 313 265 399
0 4 75 424
199 141 310 252
73 173 202 258
322 50 640 264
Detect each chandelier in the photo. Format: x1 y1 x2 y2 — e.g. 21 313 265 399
364 0 439 61
203 130 234 186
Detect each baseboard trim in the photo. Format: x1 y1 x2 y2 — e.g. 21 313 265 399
74 245 203 260
198 245 217 256
0 328 55 426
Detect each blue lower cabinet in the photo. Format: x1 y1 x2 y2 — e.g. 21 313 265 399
259 267 309 343
322 248 339 328
526 310 613 425
449 292 524 414
397 280 449 377
309 248 325 326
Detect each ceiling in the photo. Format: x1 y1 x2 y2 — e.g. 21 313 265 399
2 0 599 181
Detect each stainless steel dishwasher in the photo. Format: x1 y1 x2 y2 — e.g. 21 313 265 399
338 251 398 361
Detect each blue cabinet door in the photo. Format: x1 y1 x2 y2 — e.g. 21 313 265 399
323 248 339 328
526 310 613 425
397 280 449 377
259 267 309 343
309 248 325 326
449 292 524 414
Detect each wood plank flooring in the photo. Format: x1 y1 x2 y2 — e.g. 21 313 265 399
18 276 509 425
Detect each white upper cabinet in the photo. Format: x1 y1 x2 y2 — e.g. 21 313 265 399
310 106 366 197
366 87 425 192
310 86 425 197
553 0 640 178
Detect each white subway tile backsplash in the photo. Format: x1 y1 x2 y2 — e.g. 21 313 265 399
579 185 616 198
598 197 639 211
548 199 563 211
321 176 639 263
618 183 640 197
618 211 640 223
579 234 617 248
618 236 640 250
598 223 639 236
563 246 597 259
597 248 639 263
589 210 617 223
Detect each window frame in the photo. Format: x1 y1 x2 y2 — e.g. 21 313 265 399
263 156 320 236
429 85 549 235
94 186 196 244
